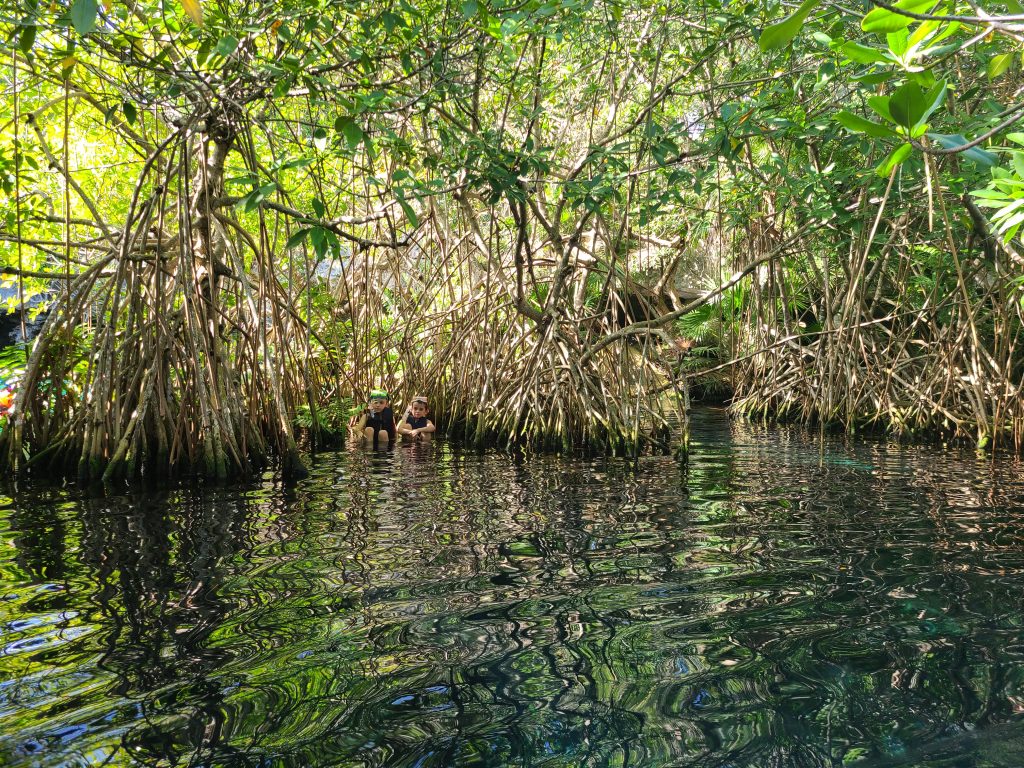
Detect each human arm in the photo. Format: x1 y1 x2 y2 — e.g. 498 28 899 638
397 409 414 435
400 417 435 439
349 407 369 436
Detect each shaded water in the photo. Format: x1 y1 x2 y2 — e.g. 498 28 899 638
2 408 1024 767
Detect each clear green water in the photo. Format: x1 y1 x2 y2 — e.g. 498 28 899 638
2 408 1024 767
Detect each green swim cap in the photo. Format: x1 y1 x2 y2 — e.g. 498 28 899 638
369 389 388 399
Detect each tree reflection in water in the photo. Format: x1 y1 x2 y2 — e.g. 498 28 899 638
2 410 1024 767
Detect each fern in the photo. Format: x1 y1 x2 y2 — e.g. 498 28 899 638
676 304 717 340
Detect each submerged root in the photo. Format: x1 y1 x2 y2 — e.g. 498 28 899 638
340 258 690 456
2 130 309 483
726 209 1024 450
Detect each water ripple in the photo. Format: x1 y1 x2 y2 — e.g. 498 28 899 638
1 409 1024 766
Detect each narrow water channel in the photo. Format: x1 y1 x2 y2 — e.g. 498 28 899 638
2 408 1024 767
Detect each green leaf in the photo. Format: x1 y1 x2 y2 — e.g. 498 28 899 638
862 9 910 34
225 173 258 186
918 41 960 59
852 71 895 85
844 748 871 765
70 0 98 36
277 157 313 171
908 69 937 89
461 0 478 18
652 137 680 165
1013 152 1024 178
889 81 926 130
867 95 894 123
915 21 961 59
988 53 1013 80
918 80 947 125
840 41 891 64
993 202 1024 243
311 197 326 218
324 229 341 257
1007 133 1024 147
993 198 1024 224
972 198 1012 208
214 35 239 58
863 0 938 34
19 25 36 56
272 77 292 98
196 38 212 66
242 182 278 212
286 228 310 249
886 29 909 57
907 19 941 47
970 189 1011 201
836 110 898 138
875 142 913 176
310 226 328 258
396 193 418 227
235 190 256 211
122 101 137 125
335 117 363 149
927 133 998 166
399 50 414 74
758 0 820 51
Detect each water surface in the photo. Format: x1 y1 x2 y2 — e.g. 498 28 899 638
2 408 1024 767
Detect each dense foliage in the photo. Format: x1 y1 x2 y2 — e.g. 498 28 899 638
1 0 1023 477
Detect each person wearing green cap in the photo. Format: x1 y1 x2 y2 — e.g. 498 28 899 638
354 389 396 446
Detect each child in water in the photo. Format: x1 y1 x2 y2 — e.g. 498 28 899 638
354 390 396 445
397 395 435 441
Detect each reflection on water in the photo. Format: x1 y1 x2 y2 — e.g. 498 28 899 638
2 408 1024 767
